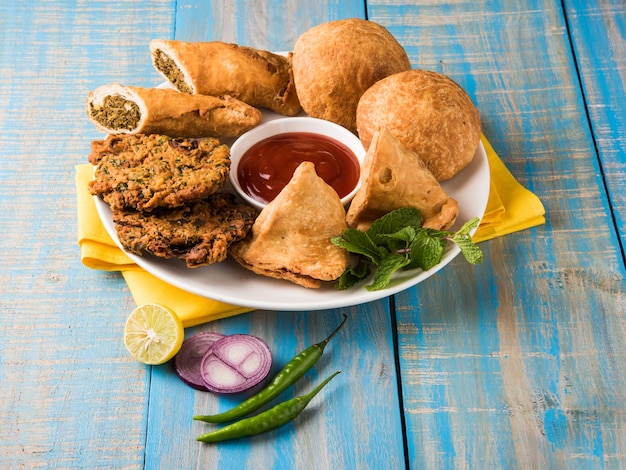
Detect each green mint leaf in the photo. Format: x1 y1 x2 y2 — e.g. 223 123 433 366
458 217 480 235
331 229 386 264
365 253 412 291
336 261 370 290
367 207 422 243
333 208 482 291
381 225 418 243
447 217 483 264
406 230 446 270
377 226 417 253
452 233 483 264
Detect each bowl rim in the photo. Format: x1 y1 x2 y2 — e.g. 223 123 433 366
229 116 365 210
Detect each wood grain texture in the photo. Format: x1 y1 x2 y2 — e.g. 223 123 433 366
565 0 626 251
0 1 175 468
146 306 405 469
367 0 626 468
2 0 625 468
174 0 366 49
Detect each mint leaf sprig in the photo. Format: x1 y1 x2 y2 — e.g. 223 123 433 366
331 207 483 291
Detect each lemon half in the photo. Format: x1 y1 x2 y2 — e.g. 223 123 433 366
124 304 184 365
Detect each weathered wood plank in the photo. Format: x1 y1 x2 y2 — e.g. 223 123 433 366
0 1 176 468
367 0 626 468
564 0 626 250
146 306 406 469
174 0 366 48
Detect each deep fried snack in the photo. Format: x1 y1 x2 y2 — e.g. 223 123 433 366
150 40 301 116
346 127 459 231
292 18 411 133
229 162 349 288
88 134 230 212
113 193 257 268
86 84 261 138
356 69 481 181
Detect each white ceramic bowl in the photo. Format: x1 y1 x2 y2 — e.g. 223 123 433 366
229 116 365 211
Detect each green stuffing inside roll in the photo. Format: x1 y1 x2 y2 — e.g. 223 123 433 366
153 49 193 94
90 95 141 131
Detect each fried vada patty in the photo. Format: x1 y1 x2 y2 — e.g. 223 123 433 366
88 134 230 212
113 193 258 268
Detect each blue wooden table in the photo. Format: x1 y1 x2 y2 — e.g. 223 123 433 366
1 1 625 468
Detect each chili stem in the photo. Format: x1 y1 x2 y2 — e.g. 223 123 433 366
194 314 347 424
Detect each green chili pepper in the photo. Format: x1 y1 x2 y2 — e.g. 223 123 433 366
194 314 347 424
196 370 341 443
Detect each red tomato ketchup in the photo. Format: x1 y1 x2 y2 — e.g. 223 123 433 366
237 132 360 204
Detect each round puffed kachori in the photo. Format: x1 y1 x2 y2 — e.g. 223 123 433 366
292 18 411 133
356 69 481 181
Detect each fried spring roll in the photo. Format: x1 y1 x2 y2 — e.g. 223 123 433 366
149 40 301 116
86 84 262 138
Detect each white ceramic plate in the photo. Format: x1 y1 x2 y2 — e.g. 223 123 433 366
94 109 490 311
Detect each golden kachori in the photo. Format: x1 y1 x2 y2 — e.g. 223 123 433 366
292 18 411 133
356 69 481 181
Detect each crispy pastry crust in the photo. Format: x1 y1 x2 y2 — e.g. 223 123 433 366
292 18 411 133
346 128 459 231
86 84 261 138
356 69 481 181
88 134 230 212
229 162 349 288
113 193 257 268
150 40 301 116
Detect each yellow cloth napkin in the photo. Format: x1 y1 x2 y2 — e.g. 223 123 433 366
75 164 254 327
472 135 545 242
75 137 544 325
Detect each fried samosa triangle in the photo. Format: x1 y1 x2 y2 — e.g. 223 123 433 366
346 127 459 231
229 162 349 289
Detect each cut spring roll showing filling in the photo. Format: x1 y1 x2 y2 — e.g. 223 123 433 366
87 84 262 138
150 40 301 116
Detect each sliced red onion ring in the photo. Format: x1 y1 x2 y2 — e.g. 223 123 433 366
200 334 273 394
174 331 225 391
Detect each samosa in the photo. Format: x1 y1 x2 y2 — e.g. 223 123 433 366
230 162 349 288
346 127 459 231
